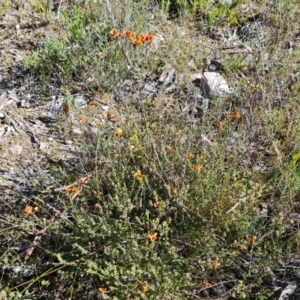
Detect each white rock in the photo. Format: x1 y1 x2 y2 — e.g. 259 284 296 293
204 72 230 98
279 281 297 300
191 72 231 99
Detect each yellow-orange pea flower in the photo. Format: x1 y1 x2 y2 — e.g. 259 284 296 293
141 284 147 293
156 201 163 208
123 30 134 38
99 287 107 294
66 187 79 194
250 236 257 245
166 146 173 154
214 258 221 269
143 34 154 45
234 111 242 120
114 128 123 137
193 165 205 172
147 232 158 242
110 29 122 38
188 153 195 159
218 119 227 130
135 36 144 46
24 206 33 215
134 170 146 180
134 170 142 178
205 282 212 288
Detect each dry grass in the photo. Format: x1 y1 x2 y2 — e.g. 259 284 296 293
1 0 300 299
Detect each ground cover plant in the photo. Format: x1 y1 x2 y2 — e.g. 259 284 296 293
1 0 300 299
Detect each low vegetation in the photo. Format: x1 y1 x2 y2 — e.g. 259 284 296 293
1 0 300 299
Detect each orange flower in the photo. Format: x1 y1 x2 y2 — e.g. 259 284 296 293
218 118 227 129
110 29 122 38
134 170 142 178
135 36 144 46
141 284 147 293
123 30 135 38
66 187 79 194
188 153 195 159
114 128 123 137
142 34 155 45
214 258 221 269
134 170 146 180
234 111 242 120
156 201 163 208
99 287 107 294
226 110 242 120
147 232 158 241
166 146 173 154
198 155 204 160
250 236 257 245
193 165 205 172
24 206 33 215
205 282 212 288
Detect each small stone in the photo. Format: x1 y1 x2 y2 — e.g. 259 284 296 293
39 142 49 151
142 83 156 95
72 128 82 136
12 266 23 274
9 144 23 155
219 0 232 5
74 95 87 108
21 100 30 108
